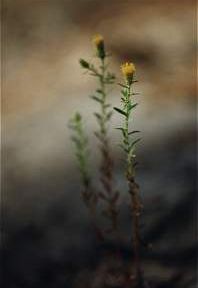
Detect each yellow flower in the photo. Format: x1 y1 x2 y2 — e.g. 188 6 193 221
121 62 136 77
92 34 105 59
92 34 104 47
121 62 136 84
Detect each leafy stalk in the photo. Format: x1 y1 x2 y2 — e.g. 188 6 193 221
97 57 119 233
114 63 145 287
69 113 102 239
79 35 119 235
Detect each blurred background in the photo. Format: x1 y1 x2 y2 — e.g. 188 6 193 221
1 0 197 287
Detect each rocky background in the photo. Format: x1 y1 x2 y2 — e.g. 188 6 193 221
1 0 197 287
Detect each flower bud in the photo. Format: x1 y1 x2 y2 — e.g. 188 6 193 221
79 58 90 69
92 34 106 60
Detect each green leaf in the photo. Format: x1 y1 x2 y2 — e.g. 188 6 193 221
90 64 99 74
116 127 125 131
116 127 126 137
104 103 111 108
96 89 103 94
91 95 103 103
113 107 127 116
94 112 102 120
129 138 141 150
118 143 125 150
121 90 127 97
79 58 90 69
118 144 128 153
132 92 140 95
128 130 140 135
118 83 128 88
106 74 114 80
106 111 113 120
129 103 138 110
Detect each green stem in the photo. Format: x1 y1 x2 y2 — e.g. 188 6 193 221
69 114 104 241
125 84 132 177
100 58 107 136
77 119 90 187
98 58 118 232
124 84 143 287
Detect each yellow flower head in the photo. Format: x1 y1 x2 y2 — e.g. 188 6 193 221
92 34 104 47
121 62 136 85
92 34 105 59
121 62 136 77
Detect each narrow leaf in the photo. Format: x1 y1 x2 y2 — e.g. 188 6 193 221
128 130 140 135
118 83 128 88
129 103 138 110
106 111 113 120
118 144 128 153
132 92 140 95
121 90 127 97
116 127 126 131
114 107 127 116
116 127 126 137
96 89 103 94
91 95 103 103
129 138 141 150
94 112 102 120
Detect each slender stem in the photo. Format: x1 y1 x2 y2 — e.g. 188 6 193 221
98 58 118 232
100 58 107 136
69 114 104 241
129 178 143 287
124 84 143 287
125 84 132 176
